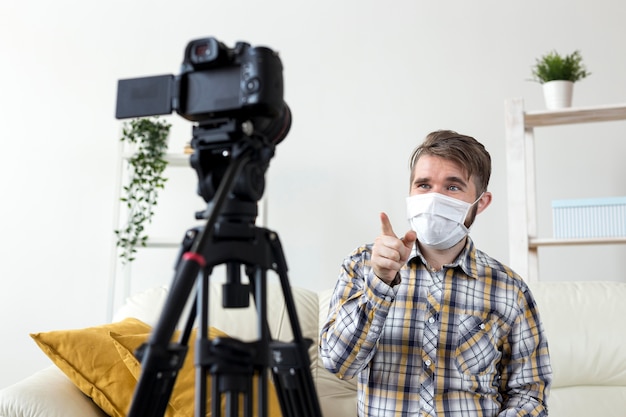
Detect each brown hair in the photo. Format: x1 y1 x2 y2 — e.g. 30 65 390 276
409 130 491 196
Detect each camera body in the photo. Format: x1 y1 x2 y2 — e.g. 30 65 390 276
115 37 286 124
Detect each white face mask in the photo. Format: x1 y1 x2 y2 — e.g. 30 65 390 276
406 192 482 250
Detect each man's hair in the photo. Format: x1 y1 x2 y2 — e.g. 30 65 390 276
409 130 492 196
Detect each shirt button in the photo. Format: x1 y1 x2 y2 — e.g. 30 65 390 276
424 359 432 367
480 323 486 330
428 317 435 324
371 326 379 332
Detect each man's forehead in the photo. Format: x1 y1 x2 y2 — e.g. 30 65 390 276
412 154 470 180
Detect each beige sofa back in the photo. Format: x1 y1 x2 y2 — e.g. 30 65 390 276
530 281 626 417
4 280 622 417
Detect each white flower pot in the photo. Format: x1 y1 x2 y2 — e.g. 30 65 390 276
542 80 574 110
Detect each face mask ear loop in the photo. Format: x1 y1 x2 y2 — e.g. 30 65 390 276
461 192 485 231
467 192 485 215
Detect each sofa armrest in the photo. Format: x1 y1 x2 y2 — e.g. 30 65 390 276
0 366 107 417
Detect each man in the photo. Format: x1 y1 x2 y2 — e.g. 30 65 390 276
319 130 552 416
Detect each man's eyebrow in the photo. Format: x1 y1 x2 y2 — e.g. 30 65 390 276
413 176 469 185
447 176 469 186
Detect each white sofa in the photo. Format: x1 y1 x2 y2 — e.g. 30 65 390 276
1 280 625 417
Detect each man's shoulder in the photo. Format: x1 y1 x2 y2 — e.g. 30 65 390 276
471 245 525 284
348 243 374 258
342 243 374 269
470 247 538 313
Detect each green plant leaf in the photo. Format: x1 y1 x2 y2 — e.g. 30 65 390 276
529 50 591 83
114 116 171 264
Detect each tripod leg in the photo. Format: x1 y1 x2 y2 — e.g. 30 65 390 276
197 266 210 417
127 237 206 417
250 266 269 417
265 230 323 417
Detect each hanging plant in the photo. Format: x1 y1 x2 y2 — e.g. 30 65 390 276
115 117 172 263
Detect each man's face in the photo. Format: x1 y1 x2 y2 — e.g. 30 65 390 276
410 154 483 228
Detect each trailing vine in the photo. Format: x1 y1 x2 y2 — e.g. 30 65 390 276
115 117 171 263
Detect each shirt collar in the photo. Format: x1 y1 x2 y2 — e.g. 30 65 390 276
408 237 480 280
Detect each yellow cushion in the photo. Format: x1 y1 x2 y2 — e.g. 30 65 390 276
31 318 283 417
30 318 151 417
112 329 283 417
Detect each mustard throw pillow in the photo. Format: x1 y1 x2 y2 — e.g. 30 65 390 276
30 317 151 417
31 317 283 417
112 329 283 417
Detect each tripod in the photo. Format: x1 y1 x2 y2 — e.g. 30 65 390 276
125 120 322 417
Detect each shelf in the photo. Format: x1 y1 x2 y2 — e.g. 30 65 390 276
529 237 626 248
122 152 191 166
144 238 183 249
524 103 626 127
505 98 626 282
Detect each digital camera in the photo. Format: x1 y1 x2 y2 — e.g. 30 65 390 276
115 37 289 142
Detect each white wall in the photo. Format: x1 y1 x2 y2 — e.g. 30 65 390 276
1 0 625 389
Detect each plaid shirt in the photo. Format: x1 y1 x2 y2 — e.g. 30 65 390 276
320 237 552 417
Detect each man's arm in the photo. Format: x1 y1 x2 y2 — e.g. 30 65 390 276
319 248 396 379
320 213 414 379
498 288 552 416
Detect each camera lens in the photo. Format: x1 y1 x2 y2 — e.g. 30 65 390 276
260 104 291 145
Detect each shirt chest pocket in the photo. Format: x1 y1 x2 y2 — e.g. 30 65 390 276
455 313 501 376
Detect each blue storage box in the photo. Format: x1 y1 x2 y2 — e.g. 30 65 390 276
552 196 626 239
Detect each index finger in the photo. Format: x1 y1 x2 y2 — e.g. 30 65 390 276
380 212 396 237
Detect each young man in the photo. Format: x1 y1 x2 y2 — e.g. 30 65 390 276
320 130 552 416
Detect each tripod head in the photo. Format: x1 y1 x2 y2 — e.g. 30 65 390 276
189 105 291 223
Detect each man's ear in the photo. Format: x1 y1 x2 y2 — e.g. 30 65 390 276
476 191 492 214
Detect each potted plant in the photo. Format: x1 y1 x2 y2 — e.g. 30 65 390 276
115 117 172 263
530 50 591 109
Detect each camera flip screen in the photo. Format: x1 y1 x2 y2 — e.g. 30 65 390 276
115 74 174 119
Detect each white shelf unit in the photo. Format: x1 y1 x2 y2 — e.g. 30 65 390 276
116 151 196 250
504 98 626 283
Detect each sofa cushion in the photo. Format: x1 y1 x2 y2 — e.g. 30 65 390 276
30 318 151 417
531 281 626 388
113 283 320 342
531 281 626 417
0 366 108 417
113 282 322 372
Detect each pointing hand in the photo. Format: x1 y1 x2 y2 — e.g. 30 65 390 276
371 212 416 285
